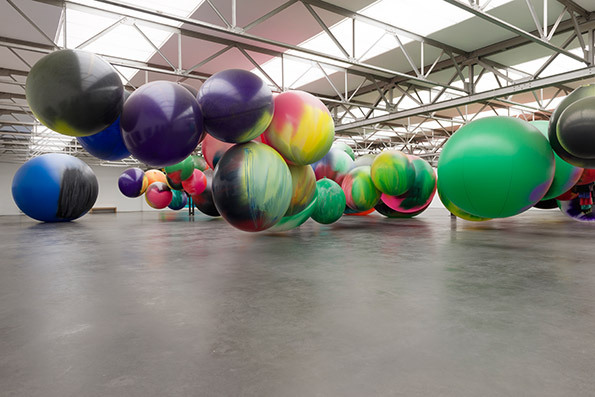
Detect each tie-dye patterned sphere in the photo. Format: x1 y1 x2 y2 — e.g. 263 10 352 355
371 150 416 196
12 153 98 222
212 142 292 232
332 142 355 160
168 190 188 211
145 169 167 187
164 155 195 186
181 169 207 196
558 196 595 222
263 90 334 165
342 166 381 212
198 69 274 143
312 147 354 185
118 167 148 198
192 169 220 217
312 178 345 225
438 117 554 218
202 133 263 169
286 164 317 216
381 156 436 215
145 182 172 209
269 194 318 232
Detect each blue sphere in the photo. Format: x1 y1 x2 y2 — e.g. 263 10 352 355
77 91 131 161
76 116 130 160
12 153 98 222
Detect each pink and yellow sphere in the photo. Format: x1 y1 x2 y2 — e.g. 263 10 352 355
263 90 334 166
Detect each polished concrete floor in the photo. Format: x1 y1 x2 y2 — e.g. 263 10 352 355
1 208 595 396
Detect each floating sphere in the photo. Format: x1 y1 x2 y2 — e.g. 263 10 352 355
176 82 199 97
145 169 167 186
26 49 123 137
437 181 490 222
548 84 595 167
192 169 219 217
381 156 436 214
201 134 235 169
263 90 334 165
198 69 274 143
164 155 195 186
576 169 595 185
212 142 292 232
556 96 595 168
182 169 207 196
374 200 427 219
312 147 354 185
332 142 355 160
344 206 375 216
311 178 345 224
558 197 595 222
556 189 578 201
286 164 317 216
118 167 148 198
269 195 318 232
145 182 172 209
342 166 381 212
12 153 98 222
530 120 583 201
76 91 131 161
168 190 187 210
121 81 204 167
166 175 184 191
191 155 209 171
438 117 554 218
371 150 416 196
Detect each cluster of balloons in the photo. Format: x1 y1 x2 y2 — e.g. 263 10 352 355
437 84 595 222
118 155 210 211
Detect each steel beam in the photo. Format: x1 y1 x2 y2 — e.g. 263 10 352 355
442 0 586 63
336 66 595 131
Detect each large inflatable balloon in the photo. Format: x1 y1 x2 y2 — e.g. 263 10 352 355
118 168 148 198
263 90 334 165
212 142 292 232
438 117 554 218
548 84 595 168
12 153 98 222
26 49 123 137
198 69 274 143
121 81 204 167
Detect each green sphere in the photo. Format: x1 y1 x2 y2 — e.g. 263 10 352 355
342 166 381 212
437 117 554 218
312 178 345 224
191 155 209 171
164 155 195 184
530 120 583 200
269 194 317 232
437 181 490 222
371 150 415 196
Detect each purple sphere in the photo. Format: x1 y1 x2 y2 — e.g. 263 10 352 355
198 69 273 143
121 81 204 167
118 167 147 198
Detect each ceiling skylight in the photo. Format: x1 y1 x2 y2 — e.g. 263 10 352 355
56 0 205 82
252 0 516 90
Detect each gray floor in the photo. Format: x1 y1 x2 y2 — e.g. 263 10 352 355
1 208 595 396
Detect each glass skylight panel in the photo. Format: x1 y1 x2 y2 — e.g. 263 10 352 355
56 0 205 82
256 0 516 91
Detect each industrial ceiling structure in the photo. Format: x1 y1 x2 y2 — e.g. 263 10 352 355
0 0 594 166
